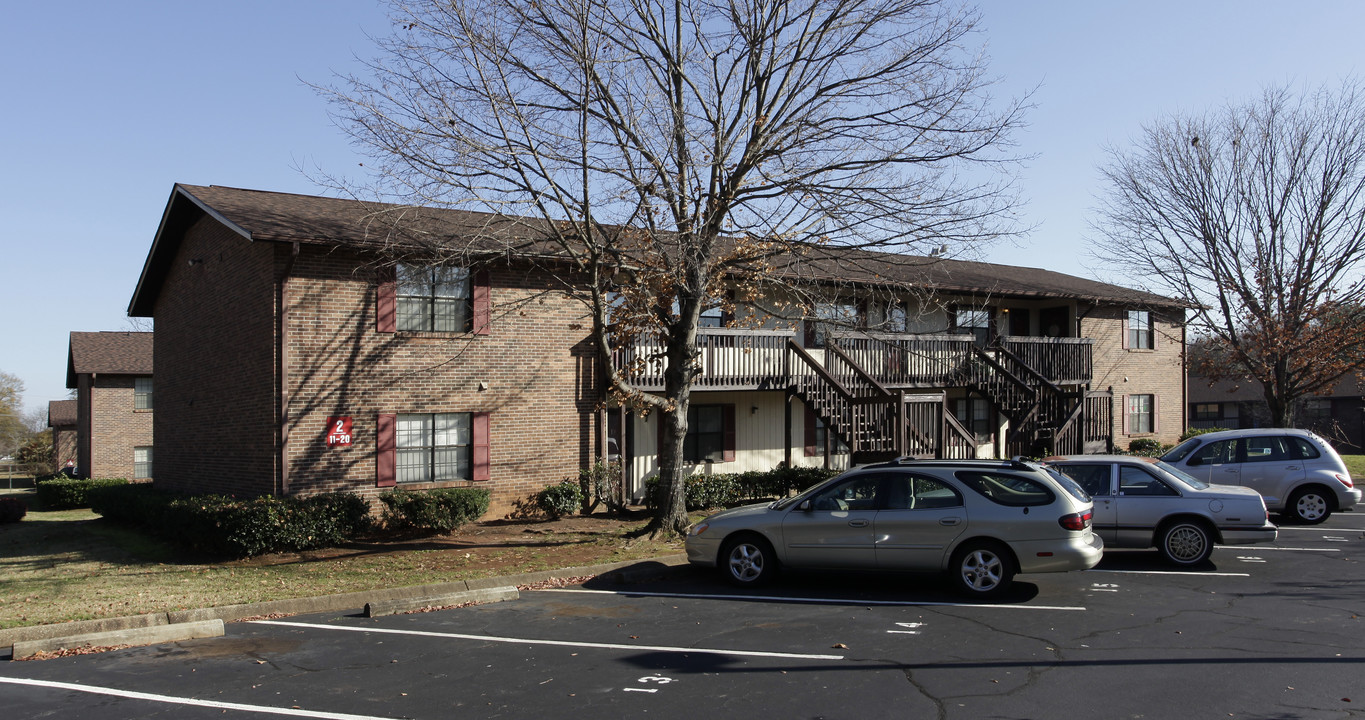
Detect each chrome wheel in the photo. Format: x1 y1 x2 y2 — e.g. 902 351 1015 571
1290 490 1330 524
951 542 1014 598
1160 522 1212 565
721 536 775 586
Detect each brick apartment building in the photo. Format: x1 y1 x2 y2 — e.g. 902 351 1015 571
65 331 154 480
128 184 1187 511
47 399 77 471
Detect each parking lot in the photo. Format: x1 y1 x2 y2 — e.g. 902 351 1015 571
2 514 1362 719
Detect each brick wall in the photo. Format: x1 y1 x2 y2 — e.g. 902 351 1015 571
151 216 279 496
1084 306 1186 447
282 246 601 514
84 375 154 479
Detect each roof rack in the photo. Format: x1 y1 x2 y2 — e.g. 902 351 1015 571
879 457 1037 471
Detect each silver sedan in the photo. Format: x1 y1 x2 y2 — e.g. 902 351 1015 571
1046 455 1277 566
685 459 1103 598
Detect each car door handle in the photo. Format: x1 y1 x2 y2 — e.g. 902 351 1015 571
1285 466 1300 471
848 519 870 528
1223 468 1239 473
939 518 962 526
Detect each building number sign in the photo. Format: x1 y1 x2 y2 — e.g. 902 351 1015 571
326 416 353 446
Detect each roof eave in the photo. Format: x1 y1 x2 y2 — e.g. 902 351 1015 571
127 184 254 317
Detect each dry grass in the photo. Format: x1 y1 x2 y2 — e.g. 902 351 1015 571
0 488 686 630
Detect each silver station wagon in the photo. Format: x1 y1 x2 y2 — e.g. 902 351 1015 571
1158 429 1360 524
685 459 1103 598
1046 455 1277 566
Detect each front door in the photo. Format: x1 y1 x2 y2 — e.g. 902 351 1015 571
781 474 880 569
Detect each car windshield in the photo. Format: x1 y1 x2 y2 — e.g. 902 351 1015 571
771 477 840 510
1152 461 1209 490
1161 437 1202 463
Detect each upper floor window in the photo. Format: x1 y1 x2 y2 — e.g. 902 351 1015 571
809 302 859 347
397 263 472 332
1127 310 1153 349
954 307 992 346
134 377 153 411
698 305 726 328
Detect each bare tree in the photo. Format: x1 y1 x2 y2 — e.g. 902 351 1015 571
0 371 26 458
320 0 1024 536
1093 80 1365 428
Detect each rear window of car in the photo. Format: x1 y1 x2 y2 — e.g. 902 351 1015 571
955 471 1057 507
1289 436 1321 460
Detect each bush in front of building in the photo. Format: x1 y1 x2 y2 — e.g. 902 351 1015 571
88 484 373 558
644 465 842 511
36 477 130 510
536 481 583 520
1180 426 1232 441
0 497 27 523
1126 438 1168 457
379 488 491 532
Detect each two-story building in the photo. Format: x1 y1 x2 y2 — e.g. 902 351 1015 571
129 184 1186 512
47 399 77 471
65 331 154 480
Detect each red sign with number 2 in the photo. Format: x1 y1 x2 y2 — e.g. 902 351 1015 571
326 416 353 446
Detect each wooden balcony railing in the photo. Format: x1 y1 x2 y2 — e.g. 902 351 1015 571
1000 336 1094 385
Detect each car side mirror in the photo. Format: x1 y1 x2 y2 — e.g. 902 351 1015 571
798 499 812 512
1185 457 1202 467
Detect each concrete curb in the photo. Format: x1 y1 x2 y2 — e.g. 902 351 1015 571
365 586 519 617
11 620 225 660
3 553 690 660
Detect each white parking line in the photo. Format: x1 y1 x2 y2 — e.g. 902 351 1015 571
0 677 399 720
1221 546 1341 551
250 620 845 660
545 588 1087 611
1087 569 1250 576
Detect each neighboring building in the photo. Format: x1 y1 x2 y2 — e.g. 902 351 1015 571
47 399 77 471
1189 374 1365 453
66 332 154 480
128 184 1187 512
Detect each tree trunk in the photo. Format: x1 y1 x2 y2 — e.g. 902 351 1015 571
642 331 697 539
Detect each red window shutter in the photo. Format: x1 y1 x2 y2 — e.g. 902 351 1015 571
472 411 491 481
1152 394 1161 434
1120 395 1130 435
376 413 396 487
472 270 491 335
377 267 397 334
722 404 736 462
804 404 818 457
1151 317 1159 349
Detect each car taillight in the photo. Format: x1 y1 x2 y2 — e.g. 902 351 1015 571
1336 473 1354 489
1059 510 1092 531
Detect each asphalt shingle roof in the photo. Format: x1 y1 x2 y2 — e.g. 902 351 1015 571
47 399 76 427
66 332 153 388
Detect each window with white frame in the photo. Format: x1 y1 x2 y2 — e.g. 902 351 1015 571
1127 310 1153 349
133 446 153 479
396 413 472 483
134 377 153 410
1127 394 1154 434
396 263 472 332
811 302 859 347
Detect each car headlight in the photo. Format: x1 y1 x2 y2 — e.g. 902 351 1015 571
688 522 710 537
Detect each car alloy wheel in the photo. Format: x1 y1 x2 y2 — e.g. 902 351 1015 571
1160 521 1212 565
951 541 1014 598
1289 489 1330 524
721 535 775 586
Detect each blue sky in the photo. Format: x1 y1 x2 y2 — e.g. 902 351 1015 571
3 0 1362 416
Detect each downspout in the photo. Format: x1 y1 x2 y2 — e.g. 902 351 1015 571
278 242 300 496
1181 317 1188 439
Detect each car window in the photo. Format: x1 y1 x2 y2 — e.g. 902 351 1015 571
1190 439 1237 465
1288 436 1322 460
1243 436 1291 463
809 474 881 511
1053 464 1111 497
955 471 1056 507
884 474 963 510
1119 466 1178 496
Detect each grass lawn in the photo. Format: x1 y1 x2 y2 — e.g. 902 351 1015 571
1340 455 1365 478
0 488 688 631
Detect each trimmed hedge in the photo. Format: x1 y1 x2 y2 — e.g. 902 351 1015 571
1126 438 1168 457
1180 426 1232 441
0 497 27 523
645 465 841 511
36 477 130 510
536 481 582 520
379 488 490 532
88 484 373 558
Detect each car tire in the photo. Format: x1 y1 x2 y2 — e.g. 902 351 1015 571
948 540 1015 599
1285 487 1332 525
720 534 777 587
1158 520 1213 566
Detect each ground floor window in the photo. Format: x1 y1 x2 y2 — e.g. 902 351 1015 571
1192 402 1220 421
133 446 152 479
684 405 726 463
1127 394 1154 434
397 413 471 483
954 397 993 443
